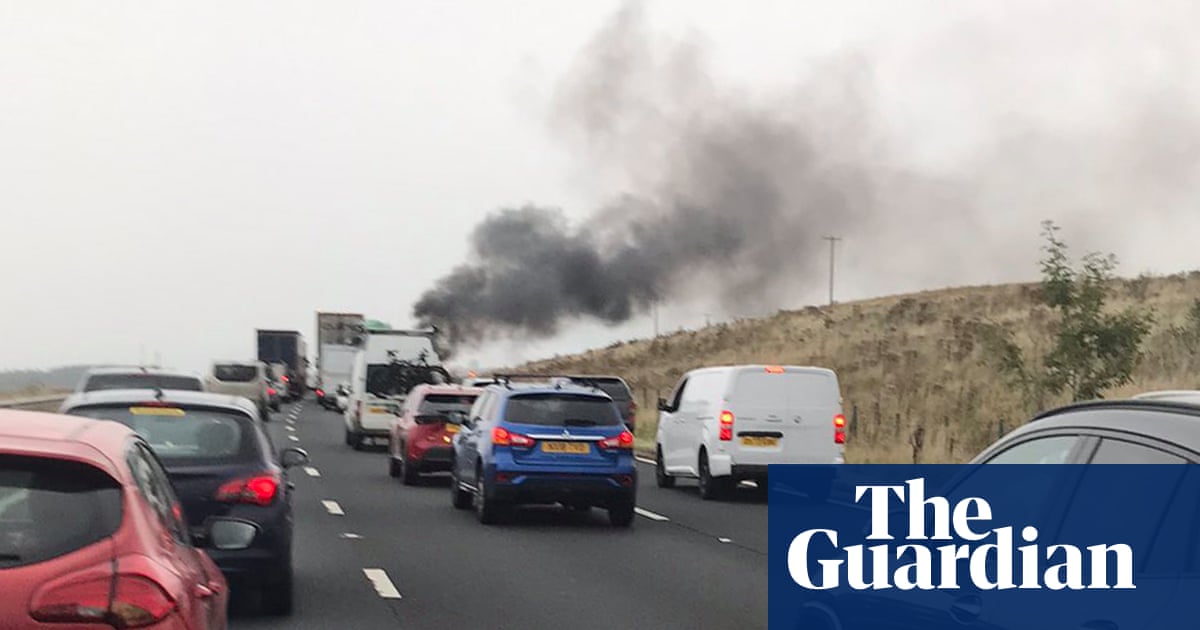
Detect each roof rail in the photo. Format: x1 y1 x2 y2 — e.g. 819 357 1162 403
486 374 602 392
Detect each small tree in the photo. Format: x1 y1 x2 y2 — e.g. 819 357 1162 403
985 221 1153 405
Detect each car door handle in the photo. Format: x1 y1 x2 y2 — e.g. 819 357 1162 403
949 595 982 623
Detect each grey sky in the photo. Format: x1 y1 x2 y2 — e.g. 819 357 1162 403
3 1 1199 374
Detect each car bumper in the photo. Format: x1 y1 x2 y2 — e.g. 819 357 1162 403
205 546 289 584
413 446 454 471
486 466 636 506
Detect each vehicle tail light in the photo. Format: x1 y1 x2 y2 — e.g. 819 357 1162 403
599 430 635 450
719 410 734 441
492 427 534 447
316 389 325 397
215 473 280 506
267 387 277 396
834 413 847 444
281 375 289 383
31 570 175 628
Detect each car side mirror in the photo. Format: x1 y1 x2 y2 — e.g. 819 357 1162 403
280 447 309 469
201 518 259 550
657 397 670 412
414 413 448 425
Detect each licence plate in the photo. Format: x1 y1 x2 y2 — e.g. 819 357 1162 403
445 424 460 434
540 441 590 454
368 406 390 414
740 436 779 447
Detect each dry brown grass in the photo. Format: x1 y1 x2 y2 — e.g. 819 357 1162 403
523 272 1200 463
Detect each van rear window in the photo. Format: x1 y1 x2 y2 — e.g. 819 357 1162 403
730 371 837 407
0 455 122 569
213 365 258 383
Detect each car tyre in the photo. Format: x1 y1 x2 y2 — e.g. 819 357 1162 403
655 446 675 488
399 445 420 486
608 499 635 528
261 565 294 616
474 464 504 525
387 445 402 478
450 464 472 510
697 449 729 501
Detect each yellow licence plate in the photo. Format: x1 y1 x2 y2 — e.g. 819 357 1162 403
540 441 590 454
741 436 779 447
445 424 460 434
368 406 390 414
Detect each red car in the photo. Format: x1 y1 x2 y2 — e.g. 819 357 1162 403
0 409 228 629
388 384 483 485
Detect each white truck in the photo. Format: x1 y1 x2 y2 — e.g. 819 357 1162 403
343 329 448 450
317 344 358 411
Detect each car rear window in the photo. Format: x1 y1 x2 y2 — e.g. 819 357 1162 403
67 406 259 465
0 455 122 569
213 365 258 383
503 394 621 427
418 394 478 423
85 374 203 392
729 371 837 407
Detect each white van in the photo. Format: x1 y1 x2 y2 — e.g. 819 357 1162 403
343 330 447 450
654 365 845 500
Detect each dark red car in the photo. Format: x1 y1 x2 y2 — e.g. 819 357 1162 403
388 384 483 484
0 409 228 629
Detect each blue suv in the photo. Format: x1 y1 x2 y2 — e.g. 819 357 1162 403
450 379 637 526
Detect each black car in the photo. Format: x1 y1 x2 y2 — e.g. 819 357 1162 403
565 375 637 432
62 388 308 615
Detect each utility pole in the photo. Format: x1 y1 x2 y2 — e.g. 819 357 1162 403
823 236 842 306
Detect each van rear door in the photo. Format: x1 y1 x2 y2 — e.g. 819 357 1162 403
726 367 841 465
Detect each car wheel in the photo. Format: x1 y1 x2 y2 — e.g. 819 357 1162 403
387 445 402 478
474 464 503 525
697 449 728 501
608 498 635 527
399 445 420 486
655 446 675 488
450 464 472 510
261 565 294 616
344 426 354 447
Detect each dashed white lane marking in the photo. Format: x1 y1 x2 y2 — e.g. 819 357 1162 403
718 537 732 544
288 435 299 442
634 507 670 522
363 568 402 599
635 455 656 466
303 466 320 477
286 425 296 432
322 500 344 516
340 532 363 539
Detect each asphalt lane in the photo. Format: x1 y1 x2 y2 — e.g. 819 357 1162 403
231 400 770 629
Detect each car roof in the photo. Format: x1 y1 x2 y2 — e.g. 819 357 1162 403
684 364 836 377
997 399 1200 455
0 410 134 479
486 381 612 400
62 388 259 418
85 366 200 378
1130 390 1200 404
412 384 484 396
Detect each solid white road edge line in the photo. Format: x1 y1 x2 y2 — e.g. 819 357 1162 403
363 568 402 599
321 500 344 516
303 466 320 477
634 507 670 522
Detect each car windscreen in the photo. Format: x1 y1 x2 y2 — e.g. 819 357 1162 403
213 365 257 383
418 394 478 423
503 393 621 427
0 455 122 569
68 405 259 466
84 373 203 392
729 371 837 408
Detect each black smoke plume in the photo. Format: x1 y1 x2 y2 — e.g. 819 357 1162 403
416 2 1200 352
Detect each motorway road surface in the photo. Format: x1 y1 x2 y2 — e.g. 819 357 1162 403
231 400 769 630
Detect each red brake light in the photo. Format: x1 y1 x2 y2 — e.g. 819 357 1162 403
599 430 635 450
719 410 734 441
834 413 847 444
281 375 289 383
316 389 325 397
267 387 276 396
764 365 785 374
492 427 533 447
215 473 279 506
31 571 175 628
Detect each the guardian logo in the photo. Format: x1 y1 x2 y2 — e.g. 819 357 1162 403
787 478 1135 591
